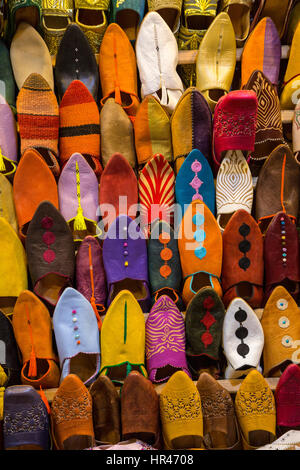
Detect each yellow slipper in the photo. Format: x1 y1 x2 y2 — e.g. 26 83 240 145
235 369 276 450
280 22 300 110
159 371 204 449
196 12 236 112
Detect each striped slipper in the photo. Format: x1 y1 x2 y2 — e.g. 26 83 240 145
216 151 253 233
17 73 59 160
138 153 175 237
59 80 102 177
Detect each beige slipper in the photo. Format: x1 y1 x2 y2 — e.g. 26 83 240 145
10 22 54 90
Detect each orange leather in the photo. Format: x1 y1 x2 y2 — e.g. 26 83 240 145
12 290 60 389
99 23 140 119
13 148 58 242
178 200 222 306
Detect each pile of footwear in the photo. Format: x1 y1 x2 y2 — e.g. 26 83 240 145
0 0 300 452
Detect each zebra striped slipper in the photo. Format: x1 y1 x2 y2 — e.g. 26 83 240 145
216 151 253 232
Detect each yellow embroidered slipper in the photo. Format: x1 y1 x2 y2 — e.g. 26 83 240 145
261 286 300 377
41 0 73 56
75 0 110 54
235 370 276 450
159 371 204 449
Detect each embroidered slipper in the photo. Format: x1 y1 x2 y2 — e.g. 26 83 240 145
196 372 242 449
263 212 300 305
175 148 215 218
235 370 276 450
243 70 285 176
41 0 73 56
51 374 95 450
89 375 121 445
25 201 75 307
159 371 204 450
136 12 183 114
100 99 136 169
99 290 147 384
171 87 213 174
177 0 218 88
145 295 190 383
12 290 60 389
0 217 27 317
13 148 59 242
280 22 300 110
261 286 300 377
255 143 300 234
147 0 182 33
138 153 175 236
221 209 263 309
76 236 107 321
185 287 225 378
0 173 18 234
99 23 140 120
178 200 222 306
121 371 160 447
0 311 21 386
147 219 183 309
10 22 53 90
74 0 110 54
59 80 101 177
134 95 173 166
216 152 253 233
293 98 300 164
110 0 146 43
55 23 99 102
53 287 101 386
0 95 18 180
241 17 281 88
275 364 300 433
219 0 252 46
222 297 264 379
102 214 150 312
3 385 49 450
58 152 100 243
99 153 138 231
212 90 258 172
196 12 236 112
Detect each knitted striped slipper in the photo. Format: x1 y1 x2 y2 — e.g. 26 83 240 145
59 80 102 177
17 73 59 163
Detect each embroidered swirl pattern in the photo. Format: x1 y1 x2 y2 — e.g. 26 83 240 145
160 391 202 423
146 296 185 360
51 393 92 424
236 386 276 418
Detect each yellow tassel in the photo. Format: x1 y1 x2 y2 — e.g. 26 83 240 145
74 206 87 231
0 387 4 420
28 344 37 378
38 386 51 414
0 148 6 172
0 365 7 387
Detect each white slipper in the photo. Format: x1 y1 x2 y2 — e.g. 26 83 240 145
136 11 183 114
223 297 264 377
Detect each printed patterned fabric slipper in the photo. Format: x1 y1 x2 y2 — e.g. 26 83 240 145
216 151 253 233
